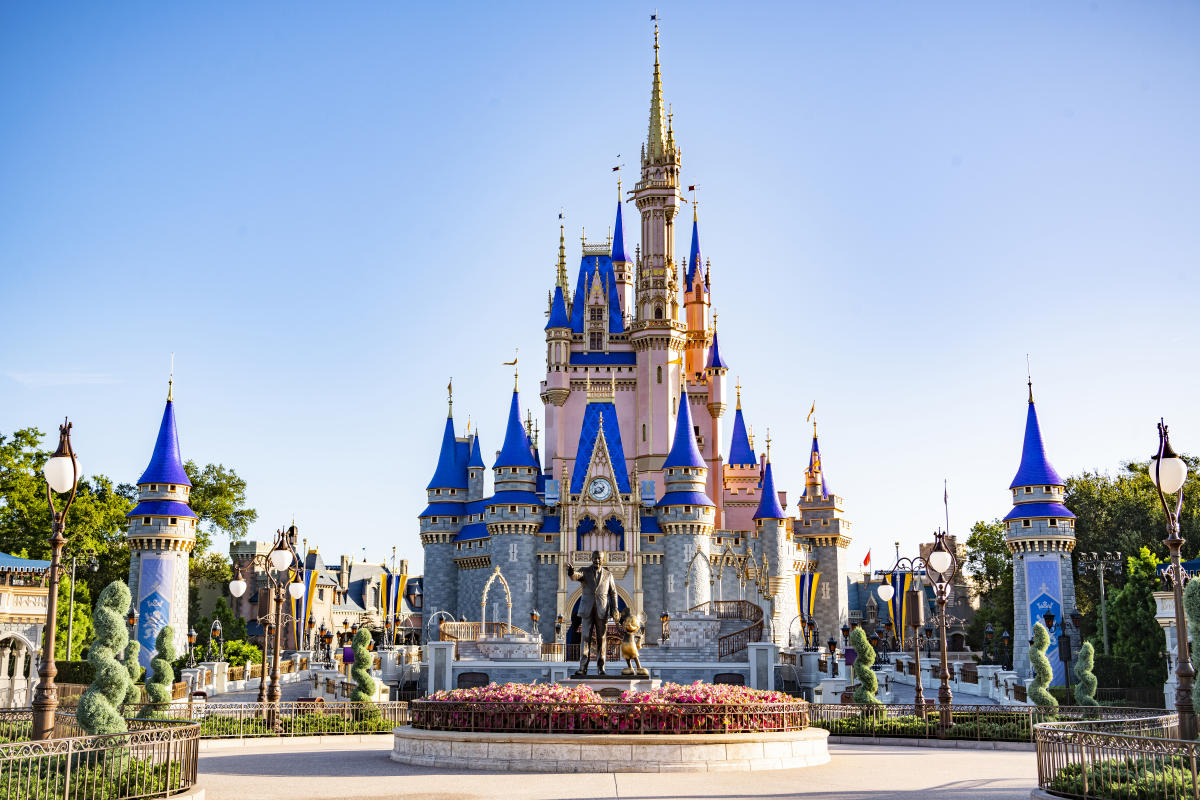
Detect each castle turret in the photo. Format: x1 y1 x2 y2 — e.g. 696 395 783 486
658 389 714 609
1005 382 1076 682
486 385 543 628
126 382 196 668
543 222 574 477
704 328 728 526
467 430 485 501
721 382 761 531
683 208 711 380
753 448 796 644
419 394 466 630
796 423 852 645
611 195 632 317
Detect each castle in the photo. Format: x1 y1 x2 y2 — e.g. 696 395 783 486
419 27 854 656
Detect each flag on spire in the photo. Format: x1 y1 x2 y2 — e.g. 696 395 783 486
863 550 871 569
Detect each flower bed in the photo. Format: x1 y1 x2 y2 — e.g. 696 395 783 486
414 681 809 734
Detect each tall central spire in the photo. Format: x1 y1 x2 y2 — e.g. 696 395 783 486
648 22 667 161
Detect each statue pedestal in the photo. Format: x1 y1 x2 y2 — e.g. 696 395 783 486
558 676 662 697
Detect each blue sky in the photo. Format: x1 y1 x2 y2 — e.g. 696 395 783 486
2 2 1198 574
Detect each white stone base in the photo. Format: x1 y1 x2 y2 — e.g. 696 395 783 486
391 726 830 772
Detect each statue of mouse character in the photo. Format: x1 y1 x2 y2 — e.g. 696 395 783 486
617 609 650 677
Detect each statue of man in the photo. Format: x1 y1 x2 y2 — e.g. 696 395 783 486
566 550 619 677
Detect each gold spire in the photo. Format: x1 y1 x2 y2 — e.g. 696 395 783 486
447 378 453 416
167 352 174 401
749 423 755 450
502 349 519 390
1026 353 1034 402
556 217 568 291
765 427 772 461
647 20 667 160
735 376 742 409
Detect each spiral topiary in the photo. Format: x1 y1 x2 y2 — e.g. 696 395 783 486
1028 622 1058 707
350 628 377 706
1184 577 1200 714
142 625 176 715
849 627 881 704
77 581 132 736
123 639 141 706
1073 640 1098 706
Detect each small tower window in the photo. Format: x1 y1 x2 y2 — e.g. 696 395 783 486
590 308 603 321
642 424 647 441
150 484 157 492
1049 518 1058 527
1024 487 1033 494
169 518 177 525
1022 519 1032 528
656 366 662 384
143 517 151 525
654 306 663 320
169 485 176 492
589 332 603 350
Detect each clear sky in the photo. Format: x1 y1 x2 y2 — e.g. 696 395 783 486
2 2 1198 576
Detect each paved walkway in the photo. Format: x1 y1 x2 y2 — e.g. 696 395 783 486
197 737 1036 800
886 681 1002 706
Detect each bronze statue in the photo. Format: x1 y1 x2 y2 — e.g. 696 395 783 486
617 609 650 677
566 550 619 676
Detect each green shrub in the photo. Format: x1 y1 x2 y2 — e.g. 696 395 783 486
1050 755 1194 800
142 625 176 715
53 660 95 685
849 628 880 704
349 629 377 707
123 639 142 704
1028 622 1058 708
1185 577 1200 715
1074 641 1099 706
77 581 132 736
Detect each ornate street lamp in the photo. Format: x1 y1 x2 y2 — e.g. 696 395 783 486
1001 630 1011 670
187 627 198 668
210 619 224 662
31 419 81 741
841 623 851 646
827 637 839 678
984 623 995 664
1077 552 1123 655
1149 420 1193 738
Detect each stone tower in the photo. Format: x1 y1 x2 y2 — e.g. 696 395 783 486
419 396 465 633
126 382 195 668
1005 382 1077 682
754 448 798 644
796 428 852 641
658 389 715 610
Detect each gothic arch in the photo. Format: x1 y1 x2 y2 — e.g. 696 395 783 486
480 567 513 631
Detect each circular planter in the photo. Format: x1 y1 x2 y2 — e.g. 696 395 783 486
391 726 830 772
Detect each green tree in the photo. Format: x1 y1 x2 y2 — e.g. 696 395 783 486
962 519 1013 650
849 627 880 704
55 577 94 662
1106 547 1166 688
349 628 377 705
1183 576 1200 714
1029 622 1058 707
77 581 132 736
143 626 176 713
1074 641 1099 706
123 639 142 704
183 460 257 550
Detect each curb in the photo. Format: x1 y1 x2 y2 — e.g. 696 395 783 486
199 734 394 752
826 735 1034 751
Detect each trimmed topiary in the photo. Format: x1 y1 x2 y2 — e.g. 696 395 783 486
349 628 377 705
142 625 176 715
77 581 133 736
849 627 881 704
1184 577 1200 715
1029 622 1058 708
1074 641 1099 706
123 640 142 705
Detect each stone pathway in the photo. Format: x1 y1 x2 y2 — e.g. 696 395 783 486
197 737 1036 800
886 681 1003 706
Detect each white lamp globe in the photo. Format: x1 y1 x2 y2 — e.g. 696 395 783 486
288 581 305 599
877 582 894 602
228 578 247 598
269 548 293 572
1149 454 1188 495
43 455 80 494
928 548 953 576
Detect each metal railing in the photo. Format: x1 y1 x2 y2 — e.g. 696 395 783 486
689 601 764 659
959 663 978 684
438 621 529 641
808 703 1165 744
124 701 409 739
1034 710 1197 799
0 711 199 800
410 700 809 734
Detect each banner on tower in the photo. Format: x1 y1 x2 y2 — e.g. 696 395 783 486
136 553 175 669
1025 556 1065 686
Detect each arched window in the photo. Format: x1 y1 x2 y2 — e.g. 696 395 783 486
654 306 663 320
656 366 662 384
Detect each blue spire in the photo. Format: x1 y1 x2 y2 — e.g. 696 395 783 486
728 406 754 467
468 431 485 469
494 390 539 469
138 400 191 486
686 213 703 290
427 415 467 489
611 200 628 262
706 330 728 370
662 390 706 469
754 459 786 520
1009 394 1064 489
545 285 570 329
808 435 829 496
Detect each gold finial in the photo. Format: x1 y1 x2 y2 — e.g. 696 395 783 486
749 423 755 450
689 185 698 221
765 427 772 461
581 227 586 247
465 414 471 434
647 13 666 159
525 409 533 437
556 212 568 291
502 349 519 390
735 376 742 409
447 378 453 416
533 419 539 449
167 352 175 401
1026 353 1033 403
712 311 718 331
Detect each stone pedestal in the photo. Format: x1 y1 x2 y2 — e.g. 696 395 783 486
476 634 541 661
817 677 845 703
747 642 778 690
977 665 1003 700
426 641 455 694
559 677 661 695
200 661 228 694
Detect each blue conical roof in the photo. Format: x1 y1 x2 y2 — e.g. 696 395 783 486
468 431 485 469
545 286 570 329
611 201 628 263
754 460 786 520
706 331 728 370
662 390 706 469
138 400 191 486
427 415 467 489
494 390 539 469
686 215 703 290
728 406 754 467
808 435 829 496
1010 400 1063 488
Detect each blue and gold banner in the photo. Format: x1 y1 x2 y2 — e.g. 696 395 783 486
383 570 405 645
885 571 913 648
1025 557 1065 685
794 572 820 645
289 567 317 650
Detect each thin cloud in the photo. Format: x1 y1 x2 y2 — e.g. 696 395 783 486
7 371 120 387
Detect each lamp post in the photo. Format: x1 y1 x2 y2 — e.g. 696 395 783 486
841 623 851 647
187 627 198 668
1077 552 1123 655
65 548 98 662
1001 630 1011 670
210 619 224 662
227 524 304 728
32 419 81 741
984 623 995 665
1149 420 1194 739
827 637 838 678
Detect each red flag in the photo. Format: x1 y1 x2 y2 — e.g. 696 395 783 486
862 549 871 568
688 185 696 191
